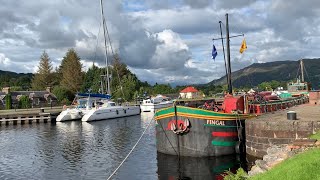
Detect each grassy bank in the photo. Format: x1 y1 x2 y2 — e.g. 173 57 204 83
249 148 320 180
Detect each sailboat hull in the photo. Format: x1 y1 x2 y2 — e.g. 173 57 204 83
81 106 141 122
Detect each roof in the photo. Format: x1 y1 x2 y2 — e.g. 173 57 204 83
180 86 199 93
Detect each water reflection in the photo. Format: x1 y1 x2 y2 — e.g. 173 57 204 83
0 114 245 180
157 152 243 180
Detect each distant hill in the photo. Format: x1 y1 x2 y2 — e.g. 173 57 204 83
0 70 33 88
207 58 320 89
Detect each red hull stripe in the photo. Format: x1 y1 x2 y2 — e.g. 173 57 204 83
212 132 238 137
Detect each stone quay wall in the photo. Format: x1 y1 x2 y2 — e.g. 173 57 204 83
245 104 320 158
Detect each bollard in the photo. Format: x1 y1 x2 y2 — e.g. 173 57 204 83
287 111 297 120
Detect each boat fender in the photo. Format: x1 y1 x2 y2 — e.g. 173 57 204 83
170 122 177 131
235 141 245 154
124 109 126 114
116 110 119 114
182 119 190 133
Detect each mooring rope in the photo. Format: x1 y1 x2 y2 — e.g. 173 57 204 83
106 114 154 180
157 115 179 156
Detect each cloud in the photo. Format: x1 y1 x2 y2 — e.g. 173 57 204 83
1 0 320 86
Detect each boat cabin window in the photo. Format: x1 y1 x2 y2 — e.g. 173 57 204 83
109 102 116 106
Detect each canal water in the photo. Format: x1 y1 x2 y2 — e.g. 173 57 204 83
0 112 245 180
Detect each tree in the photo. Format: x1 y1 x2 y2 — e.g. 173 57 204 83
60 49 84 94
52 86 74 104
5 94 12 109
31 51 54 90
258 81 272 91
153 84 173 95
81 63 104 93
19 95 30 109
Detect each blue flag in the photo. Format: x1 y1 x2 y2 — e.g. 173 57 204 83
212 43 217 60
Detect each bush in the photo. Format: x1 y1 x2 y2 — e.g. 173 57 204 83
223 168 248 180
19 95 31 109
52 86 74 103
5 94 12 109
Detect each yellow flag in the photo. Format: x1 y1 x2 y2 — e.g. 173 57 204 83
240 38 247 54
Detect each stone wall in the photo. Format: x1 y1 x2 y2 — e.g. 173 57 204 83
246 120 320 158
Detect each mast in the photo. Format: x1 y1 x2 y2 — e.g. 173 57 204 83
225 13 232 94
219 21 229 84
300 59 304 82
100 0 111 95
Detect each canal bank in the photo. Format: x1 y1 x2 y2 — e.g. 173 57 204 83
0 106 62 125
246 104 320 158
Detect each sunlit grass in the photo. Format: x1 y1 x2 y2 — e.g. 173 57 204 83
250 148 320 180
310 131 320 140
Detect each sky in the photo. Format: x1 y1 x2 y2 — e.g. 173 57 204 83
0 0 320 86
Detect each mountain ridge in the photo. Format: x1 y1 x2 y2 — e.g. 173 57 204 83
207 58 320 89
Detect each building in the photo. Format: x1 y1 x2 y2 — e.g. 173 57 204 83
179 86 202 99
0 87 58 109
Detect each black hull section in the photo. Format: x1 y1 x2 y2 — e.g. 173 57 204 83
157 152 241 180
156 116 245 157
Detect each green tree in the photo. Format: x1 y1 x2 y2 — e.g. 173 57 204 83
31 51 54 90
270 80 281 90
52 86 74 104
153 84 173 94
113 74 137 101
5 94 12 109
110 55 131 96
258 81 272 91
81 63 104 93
19 95 30 109
60 49 84 94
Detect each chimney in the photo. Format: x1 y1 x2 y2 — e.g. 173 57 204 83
2 87 10 94
46 87 51 93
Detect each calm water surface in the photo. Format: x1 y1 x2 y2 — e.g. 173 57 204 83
0 112 243 180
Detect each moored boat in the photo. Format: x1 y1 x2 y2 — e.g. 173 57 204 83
140 94 173 112
81 0 141 122
81 101 140 122
155 95 251 157
56 93 110 122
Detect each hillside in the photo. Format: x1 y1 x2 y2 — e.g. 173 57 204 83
208 58 320 89
0 70 33 88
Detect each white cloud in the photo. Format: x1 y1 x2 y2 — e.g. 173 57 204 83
1 0 320 85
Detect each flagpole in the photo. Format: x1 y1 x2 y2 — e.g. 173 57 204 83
219 21 229 85
226 13 232 95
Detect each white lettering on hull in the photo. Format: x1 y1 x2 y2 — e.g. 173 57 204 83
206 120 225 126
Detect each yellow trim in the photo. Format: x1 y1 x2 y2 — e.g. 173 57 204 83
155 112 251 121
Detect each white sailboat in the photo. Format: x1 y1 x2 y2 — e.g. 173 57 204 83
56 93 110 122
81 0 140 122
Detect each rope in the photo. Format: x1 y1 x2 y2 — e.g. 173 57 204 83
106 114 154 180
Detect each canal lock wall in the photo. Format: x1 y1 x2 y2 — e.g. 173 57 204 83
245 117 320 158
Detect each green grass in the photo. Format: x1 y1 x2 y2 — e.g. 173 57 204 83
249 148 320 180
310 131 320 140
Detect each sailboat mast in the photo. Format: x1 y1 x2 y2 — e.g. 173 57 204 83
100 0 111 95
225 13 232 94
300 60 304 82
